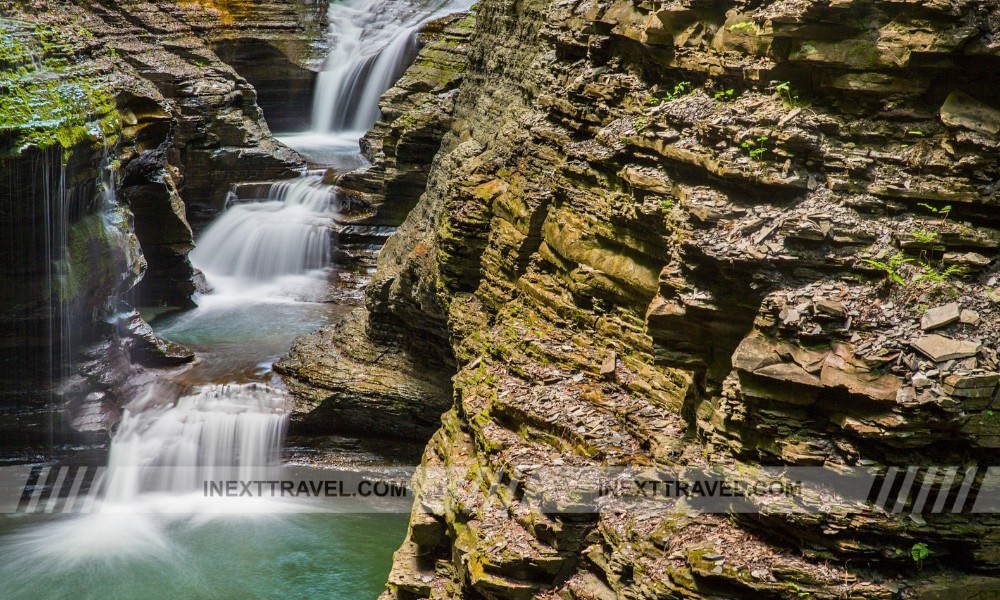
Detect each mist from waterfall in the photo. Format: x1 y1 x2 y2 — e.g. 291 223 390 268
104 383 288 503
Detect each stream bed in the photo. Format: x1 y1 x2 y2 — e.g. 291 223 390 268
0 0 475 595
0 136 409 599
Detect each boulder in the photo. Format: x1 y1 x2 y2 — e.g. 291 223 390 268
911 335 982 362
940 90 1000 136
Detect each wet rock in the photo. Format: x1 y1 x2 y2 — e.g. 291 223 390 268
340 12 475 228
117 310 194 367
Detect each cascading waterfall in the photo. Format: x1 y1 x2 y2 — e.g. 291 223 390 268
144 0 479 499
0 1 478 594
188 175 339 298
310 0 470 135
104 383 288 504
209 0 480 302
0 383 292 570
19 0 481 510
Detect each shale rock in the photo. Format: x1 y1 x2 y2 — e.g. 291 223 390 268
275 309 454 439
282 0 1000 596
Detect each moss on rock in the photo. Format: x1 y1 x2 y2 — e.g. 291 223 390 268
0 20 120 158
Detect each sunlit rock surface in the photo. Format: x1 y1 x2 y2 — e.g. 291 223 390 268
278 0 1000 597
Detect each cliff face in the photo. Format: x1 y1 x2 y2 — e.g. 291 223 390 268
165 0 329 132
2 0 310 310
0 13 161 443
276 12 477 439
0 0 311 446
278 0 1000 597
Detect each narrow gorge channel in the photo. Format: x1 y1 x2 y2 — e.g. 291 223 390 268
0 0 468 597
5 0 1000 599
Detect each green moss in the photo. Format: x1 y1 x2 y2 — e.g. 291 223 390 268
0 20 120 158
843 39 883 69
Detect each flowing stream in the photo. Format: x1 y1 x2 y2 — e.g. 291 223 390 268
0 0 471 596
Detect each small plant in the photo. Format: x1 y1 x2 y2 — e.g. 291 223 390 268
861 252 912 286
729 21 755 32
660 199 674 210
663 81 692 101
635 117 649 132
713 88 735 107
910 228 940 245
775 81 799 108
918 202 951 224
741 135 770 162
911 542 930 568
912 262 964 285
862 250 963 289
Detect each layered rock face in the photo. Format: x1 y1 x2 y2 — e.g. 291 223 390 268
277 12 477 440
0 15 174 445
0 0 308 445
70 0 306 234
166 0 329 132
279 0 1000 597
2 0 308 309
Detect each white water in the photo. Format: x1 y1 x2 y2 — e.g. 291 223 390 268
310 0 472 136
1 384 296 570
189 175 338 301
104 383 288 503
0 0 478 576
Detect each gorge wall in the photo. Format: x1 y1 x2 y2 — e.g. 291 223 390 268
276 0 1000 597
277 11 476 438
0 0 314 445
5 0 1000 595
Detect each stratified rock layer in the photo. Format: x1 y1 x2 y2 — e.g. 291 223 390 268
278 0 1000 597
276 12 477 438
0 0 309 447
166 0 329 132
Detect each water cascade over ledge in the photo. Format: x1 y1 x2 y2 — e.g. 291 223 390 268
310 0 474 136
0 1 470 593
103 383 289 504
189 175 339 300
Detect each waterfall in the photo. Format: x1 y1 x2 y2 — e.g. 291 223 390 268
104 383 288 503
40 150 70 448
188 175 338 298
310 0 470 135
